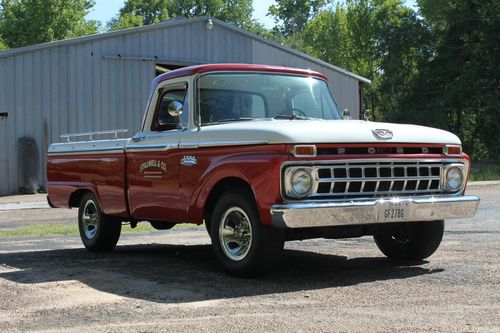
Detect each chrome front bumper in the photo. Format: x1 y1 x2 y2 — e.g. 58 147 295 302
270 195 480 228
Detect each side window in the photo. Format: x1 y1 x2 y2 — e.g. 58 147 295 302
151 86 188 131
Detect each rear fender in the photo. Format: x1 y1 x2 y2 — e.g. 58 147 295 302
47 182 99 209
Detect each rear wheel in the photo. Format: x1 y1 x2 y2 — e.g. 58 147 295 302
374 220 444 260
78 192 121 252
210 189 284 277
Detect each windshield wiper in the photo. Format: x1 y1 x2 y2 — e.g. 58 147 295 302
205 117 255 125
273 114 311 120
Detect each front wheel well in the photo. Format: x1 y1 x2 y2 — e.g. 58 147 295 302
203 177 255 230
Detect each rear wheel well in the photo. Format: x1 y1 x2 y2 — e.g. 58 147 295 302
203 178 255 230
69 189 94 208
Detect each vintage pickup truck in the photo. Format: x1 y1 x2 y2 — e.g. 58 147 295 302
47 63 479 276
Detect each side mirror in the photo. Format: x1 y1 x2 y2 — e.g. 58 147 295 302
342 108 351 120
363 109 371 121
168 101 183 117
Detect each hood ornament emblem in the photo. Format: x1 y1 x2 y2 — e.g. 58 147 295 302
372 129 393 140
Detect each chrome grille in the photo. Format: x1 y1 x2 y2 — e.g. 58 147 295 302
311 161 443 198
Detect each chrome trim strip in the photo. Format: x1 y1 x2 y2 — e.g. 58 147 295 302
197 140 269 148
49 139 269 154
125 143 178 152
270 195 480 228
125 139 268 152
60 129 128 142
47 148 125 155
185 140 270 149
179 142 199 149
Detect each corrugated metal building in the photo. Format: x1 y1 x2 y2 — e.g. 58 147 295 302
0 16 370 195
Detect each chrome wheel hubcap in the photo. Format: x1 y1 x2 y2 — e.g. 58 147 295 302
82 200 99 239
219 207 252 261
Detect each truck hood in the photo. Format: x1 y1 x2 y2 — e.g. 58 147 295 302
197 119 461 145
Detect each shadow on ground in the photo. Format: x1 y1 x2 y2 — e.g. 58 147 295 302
0 244 443 303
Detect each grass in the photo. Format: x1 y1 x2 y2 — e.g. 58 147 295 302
469 163 500 181
0 222 172 238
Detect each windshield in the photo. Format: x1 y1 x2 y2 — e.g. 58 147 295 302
198 73 341 125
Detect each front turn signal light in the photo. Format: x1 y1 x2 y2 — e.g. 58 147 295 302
292 145 317 158
443 145 462 156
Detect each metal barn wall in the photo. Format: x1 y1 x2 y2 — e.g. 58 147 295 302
0 36 155 194
0 18 367 195
0 57 7 194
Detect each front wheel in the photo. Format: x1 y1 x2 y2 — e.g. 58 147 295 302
374 220 444 260
210 189 284 277
78 192 121 252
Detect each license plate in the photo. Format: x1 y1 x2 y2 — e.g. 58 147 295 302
378 201 410 222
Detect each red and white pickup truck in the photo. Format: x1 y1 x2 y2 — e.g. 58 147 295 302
47 63 479 276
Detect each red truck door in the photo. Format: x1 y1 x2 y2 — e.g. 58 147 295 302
126 85 189 222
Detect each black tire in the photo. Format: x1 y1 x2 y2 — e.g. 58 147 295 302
210 188 284 277
78 192 121 252
374 220 444 260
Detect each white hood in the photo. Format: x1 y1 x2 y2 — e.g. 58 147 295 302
197 119 461 145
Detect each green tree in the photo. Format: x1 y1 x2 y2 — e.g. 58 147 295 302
269 0 325 36
415 0 500 159
0 0 98 48
108 0 254 31
303 1 420 120
107 0 169 30
370 0 432 122
0 38 7 50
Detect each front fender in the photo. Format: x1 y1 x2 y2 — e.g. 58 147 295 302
186 145 288 225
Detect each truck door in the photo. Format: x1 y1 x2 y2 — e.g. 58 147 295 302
126 84 189 222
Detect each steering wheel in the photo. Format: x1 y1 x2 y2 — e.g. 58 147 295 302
201 97 225 123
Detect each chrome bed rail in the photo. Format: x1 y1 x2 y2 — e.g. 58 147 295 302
60 129 128 142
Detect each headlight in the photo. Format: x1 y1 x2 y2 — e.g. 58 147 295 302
290 169 313 197
445 166 464 192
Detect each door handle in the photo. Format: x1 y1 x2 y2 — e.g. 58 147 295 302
132 135 145 142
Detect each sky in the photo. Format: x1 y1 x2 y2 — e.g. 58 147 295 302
86 0 276 28
86 0 417 29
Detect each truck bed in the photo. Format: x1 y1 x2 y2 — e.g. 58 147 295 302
47 138 130 217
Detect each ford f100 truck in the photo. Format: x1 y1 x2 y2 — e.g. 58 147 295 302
47 63 480 276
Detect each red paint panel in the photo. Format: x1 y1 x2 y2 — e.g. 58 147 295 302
47 152 128 217
183 144 289 225
126 150 184 222
286 143 470 162
154 64 328 84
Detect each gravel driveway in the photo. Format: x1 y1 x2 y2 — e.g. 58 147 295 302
0 184 498 332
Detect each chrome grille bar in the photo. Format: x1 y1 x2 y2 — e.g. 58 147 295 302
309 161 443 198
